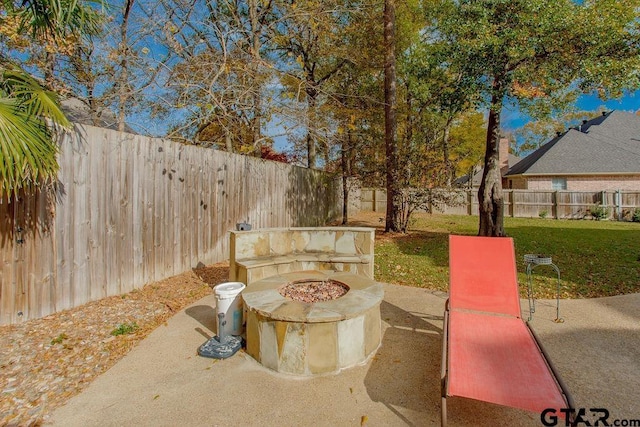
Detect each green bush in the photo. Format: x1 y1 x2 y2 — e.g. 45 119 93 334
632 209 640 223
590 204 609 221
539 210 548 219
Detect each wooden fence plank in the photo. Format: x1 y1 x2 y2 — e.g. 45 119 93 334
131 136 144 287
141 137 155 286
25 191 41 319
55 132 75 312
120 133 135 292
152 138 164 282
0 197 16 324
88 129 105 300
195 156 204 265
167 140 176 275
32 190 53 319
188 151 198 268
104 129 119 297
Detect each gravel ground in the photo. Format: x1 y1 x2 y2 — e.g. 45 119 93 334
279 279 349 302
0 263 229 427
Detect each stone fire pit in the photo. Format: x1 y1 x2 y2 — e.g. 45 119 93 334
243 270 383 376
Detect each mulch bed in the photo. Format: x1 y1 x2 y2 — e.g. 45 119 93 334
0 263 229 427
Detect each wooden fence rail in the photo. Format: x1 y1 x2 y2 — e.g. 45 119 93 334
0 125 341 325
359 188 640 220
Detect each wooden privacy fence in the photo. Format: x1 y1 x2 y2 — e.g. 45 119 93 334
0 124 341 325
359 188 640 220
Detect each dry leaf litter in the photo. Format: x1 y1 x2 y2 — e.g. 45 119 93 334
0 263 229 427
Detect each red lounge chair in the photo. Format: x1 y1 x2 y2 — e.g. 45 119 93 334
441 235 574 426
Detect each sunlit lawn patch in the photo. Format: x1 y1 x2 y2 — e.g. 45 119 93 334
372 213 640 298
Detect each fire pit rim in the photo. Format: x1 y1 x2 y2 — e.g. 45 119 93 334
242 270 383 323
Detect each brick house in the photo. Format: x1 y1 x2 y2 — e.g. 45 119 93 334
505 110 640 191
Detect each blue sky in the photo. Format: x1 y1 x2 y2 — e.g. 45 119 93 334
502 91 640 131
268 91 640 153
129 82 640 153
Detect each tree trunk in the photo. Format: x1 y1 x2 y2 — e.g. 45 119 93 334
225 128 233 153
478 83 506 237
404 81 413 185
384 0 400 232
117 0 134 133
44 51 56 89
306 86 317 168
443 116 453 187
87 85 99 126
341 135 349 225
249 0 262 156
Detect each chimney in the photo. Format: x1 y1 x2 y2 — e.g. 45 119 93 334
499 137 510 177
602 111 607 116
582 119 588 124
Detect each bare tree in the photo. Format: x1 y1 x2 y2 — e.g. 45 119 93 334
271 0 356 168
147 0 274 152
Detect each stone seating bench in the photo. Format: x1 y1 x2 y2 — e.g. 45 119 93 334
229 227 375 285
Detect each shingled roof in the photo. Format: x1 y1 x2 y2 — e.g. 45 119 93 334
506 110 640 176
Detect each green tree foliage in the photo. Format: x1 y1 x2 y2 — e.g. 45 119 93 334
428 0 640 236
0 0 102 197
404 39 482 186
448 111 486 181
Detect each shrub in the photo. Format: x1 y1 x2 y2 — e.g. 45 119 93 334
51 333 68 345
111 322 139 336
539 210 548 219
632 209 640 223
590 204 609 221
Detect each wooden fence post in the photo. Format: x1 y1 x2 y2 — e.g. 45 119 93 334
373 189 377 213
509 190 515 217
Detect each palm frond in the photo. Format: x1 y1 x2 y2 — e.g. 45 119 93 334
2 67 71 128
0 98 59 196
16 0 104 40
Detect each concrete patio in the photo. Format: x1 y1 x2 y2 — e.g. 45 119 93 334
47 283 640 427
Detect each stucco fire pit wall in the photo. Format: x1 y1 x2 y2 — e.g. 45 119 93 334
243 270 384 376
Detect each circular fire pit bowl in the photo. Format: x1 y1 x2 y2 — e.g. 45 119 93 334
279 279 350 303
242 270 383 376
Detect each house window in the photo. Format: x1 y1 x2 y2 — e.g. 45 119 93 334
552 178 567 190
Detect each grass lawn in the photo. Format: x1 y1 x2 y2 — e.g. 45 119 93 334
362 212 640 298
